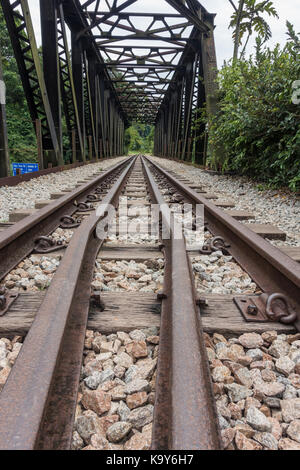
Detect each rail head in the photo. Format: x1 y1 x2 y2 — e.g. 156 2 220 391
141 156 222 450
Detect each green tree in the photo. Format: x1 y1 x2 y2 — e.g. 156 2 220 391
228 0 278 59
0 6 37 166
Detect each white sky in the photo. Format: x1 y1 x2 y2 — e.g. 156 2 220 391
28 0 300 66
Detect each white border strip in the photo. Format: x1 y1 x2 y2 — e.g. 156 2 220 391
0 80 6 105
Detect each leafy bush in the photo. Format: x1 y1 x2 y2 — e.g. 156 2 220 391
208 22 300 191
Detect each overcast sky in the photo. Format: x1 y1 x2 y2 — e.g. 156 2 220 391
27 0 300 66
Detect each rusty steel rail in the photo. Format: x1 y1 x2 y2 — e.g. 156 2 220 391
0 157 136 450
0 158 129 281
141 157 221 450
145 157 300 331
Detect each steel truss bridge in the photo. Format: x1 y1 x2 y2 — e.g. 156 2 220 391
0 0 219 173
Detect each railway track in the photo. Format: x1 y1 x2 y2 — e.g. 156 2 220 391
0 155 299 450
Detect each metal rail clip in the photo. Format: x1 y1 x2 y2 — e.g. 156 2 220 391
0 288 19 317
60 215 81 229
234 293 297 324
74 202 94 212
33 236 66 254
199 236 231 255
86 194 102 202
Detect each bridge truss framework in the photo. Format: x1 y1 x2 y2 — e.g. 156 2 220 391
0 0 219 175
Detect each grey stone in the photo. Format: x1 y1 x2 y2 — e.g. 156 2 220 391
113 352 133 369
118 401 131 422
269 340 290 358
238 333 263 349
98 368 115 384
84 371 101 390
218 415 230 430
246 349 263 362
141 327 159 338
193 263 205 273
98 352 113 362
263 397 281 409
135 358 157 380
71 431 84 450
128 405 154 430
254 381 285 398
234 367 253 388
275 356 295 377
246 406 272 432
283 385 298 400
287 420 300 443
125 378 150 395
76 414 101 444
129 330 146 341
253 432 278 450
125 365 140 384
225 383 253 402
106 422 132 443
281 399 300 423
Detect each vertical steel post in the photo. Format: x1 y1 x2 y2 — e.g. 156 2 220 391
87 56 98 159
40 0 63 163
0 51 9 177
35 119 44 170
194 50 206 165
72 33 86 161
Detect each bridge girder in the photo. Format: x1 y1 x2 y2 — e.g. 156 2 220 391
0 0 219 169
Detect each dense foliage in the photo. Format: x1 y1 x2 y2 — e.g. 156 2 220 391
0 7 37 165
125 123 154 154
207 22 300 191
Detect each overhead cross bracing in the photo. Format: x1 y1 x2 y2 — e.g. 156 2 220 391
0 0 219 173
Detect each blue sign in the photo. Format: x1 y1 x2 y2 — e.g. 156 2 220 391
12 163 39 176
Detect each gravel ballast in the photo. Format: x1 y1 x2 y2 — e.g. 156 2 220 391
73 328 158 451
206 331 300 450
0 157 126 223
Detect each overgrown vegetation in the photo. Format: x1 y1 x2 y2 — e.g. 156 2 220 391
125 123 154 154
0 7 37 164
205 22 300 191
